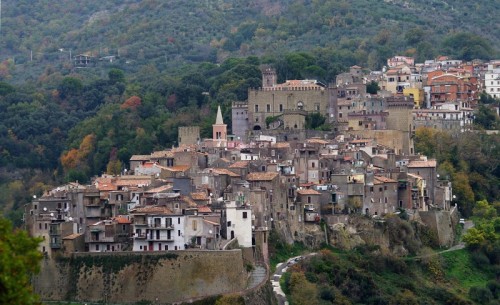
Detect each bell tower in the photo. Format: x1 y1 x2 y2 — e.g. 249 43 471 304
212 105 227 147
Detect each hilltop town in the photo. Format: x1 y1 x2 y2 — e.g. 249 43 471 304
25 56 500 303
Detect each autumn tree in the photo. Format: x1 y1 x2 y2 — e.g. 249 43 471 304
0 217 43 304
289 272 319 305
106 147 122 175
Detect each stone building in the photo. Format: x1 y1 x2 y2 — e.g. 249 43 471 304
245 68 337 133
178 126 200 146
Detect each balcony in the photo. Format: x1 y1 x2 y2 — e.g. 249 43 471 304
147 235 174 242
150 222 175 230
134 233 147 239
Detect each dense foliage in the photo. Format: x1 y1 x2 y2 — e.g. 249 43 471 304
282 247 499 305
1 0 499 83
0 217 43 305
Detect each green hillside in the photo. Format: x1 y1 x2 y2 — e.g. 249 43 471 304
1 0 499 82
281 248 498 305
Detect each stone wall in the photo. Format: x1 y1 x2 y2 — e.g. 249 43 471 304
419 208 458 247
34 250 247 304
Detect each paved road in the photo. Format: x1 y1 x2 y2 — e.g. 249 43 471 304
270 253 317 305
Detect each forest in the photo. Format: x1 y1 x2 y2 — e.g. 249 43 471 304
0 0 499 84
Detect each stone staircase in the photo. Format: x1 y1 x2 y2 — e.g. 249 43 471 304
247 264 267 289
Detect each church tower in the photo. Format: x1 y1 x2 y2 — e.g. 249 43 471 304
212 105 227 147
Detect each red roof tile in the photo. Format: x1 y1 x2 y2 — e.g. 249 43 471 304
247 172 279 181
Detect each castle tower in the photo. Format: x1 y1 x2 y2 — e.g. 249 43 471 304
386 95 415 155
212 105 227 147
262 68 277 88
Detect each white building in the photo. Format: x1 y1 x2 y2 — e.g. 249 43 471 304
223 200 253 248
485 67 500 98
131 206 185 251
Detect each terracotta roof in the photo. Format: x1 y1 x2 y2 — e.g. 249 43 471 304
374 176 397 184
246 172 279 181
297 189 321 195
94 177 117 191
114 216 131 224
407 160 437 168
190 192 209 201
150 150 174 158
130 155 151 161
115 177 151 187
182 196 197 207
407 173 423 179
229 161 249 168
63 233 83 240
307 138 329 145
198 206 212 213
145 185 172 193
131 205 174 215
300 182 315 187
203 219 219 226
160 165 191 172
211 168 240 177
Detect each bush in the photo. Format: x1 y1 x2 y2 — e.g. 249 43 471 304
469 286 494 304
470 251 491 269
487 280 500 299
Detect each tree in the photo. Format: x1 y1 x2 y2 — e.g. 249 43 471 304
58 77 82 99
289 272 319 305
366 81 380 94
108 69 125 84
474 105 498 130
0 217 43 304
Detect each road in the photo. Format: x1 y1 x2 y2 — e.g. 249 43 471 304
270 253 317 305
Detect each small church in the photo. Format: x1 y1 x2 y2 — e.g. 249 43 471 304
177 105 227 148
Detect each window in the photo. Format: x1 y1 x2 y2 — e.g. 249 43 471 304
44 223 47 230
384 186 387 191
266 104 271 112
227 221 232 228
95 245 99 251
192 220 197 231
165 245 168 250
39 223 42 230
255 105 259 112
370 187 374 192
279 104 283 112
178 217 180 224
178 230 181 236
34 205 37 210
243 212 247 219
307 196 311 204
311 162 315 168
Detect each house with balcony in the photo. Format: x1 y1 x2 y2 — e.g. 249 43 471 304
86 216 131 252
130 205 185 251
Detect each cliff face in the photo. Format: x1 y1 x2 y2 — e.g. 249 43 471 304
34 250 247 304
327 212 457 255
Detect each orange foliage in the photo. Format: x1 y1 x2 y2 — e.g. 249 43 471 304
60 134 96 171
120 96 142 110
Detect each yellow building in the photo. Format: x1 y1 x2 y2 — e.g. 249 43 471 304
403 88 424 108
